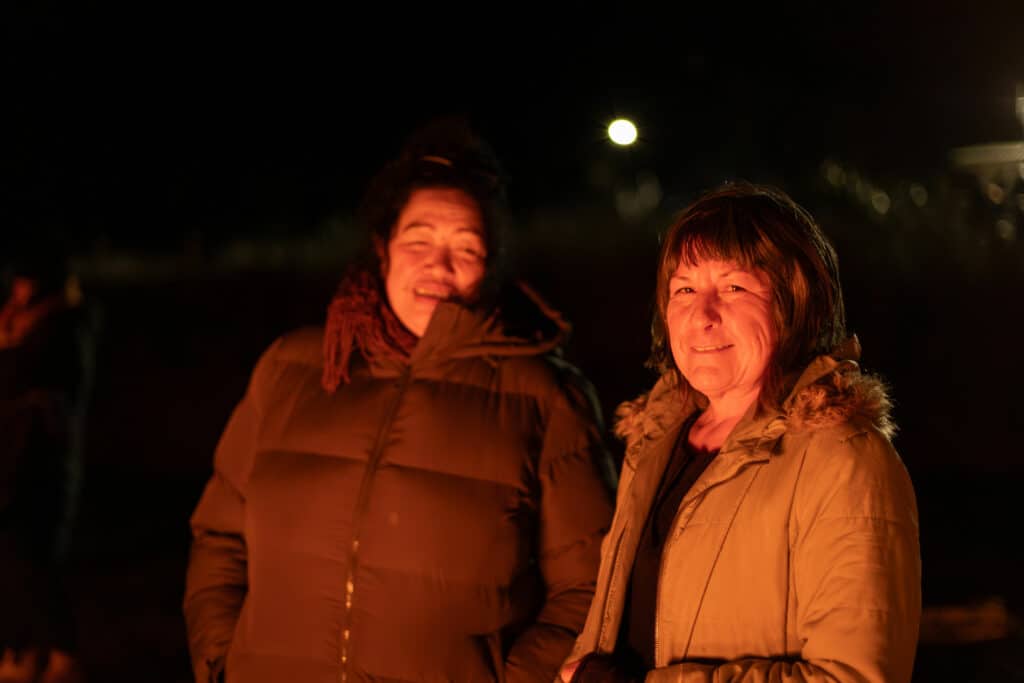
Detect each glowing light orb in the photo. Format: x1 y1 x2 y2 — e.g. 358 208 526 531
986 182 1006 204
996 218 1016 241
608 119 638 146
909 183 928 207
823 161 845 188
870 191 891 215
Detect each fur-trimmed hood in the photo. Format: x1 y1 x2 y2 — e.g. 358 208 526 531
614 336 895 458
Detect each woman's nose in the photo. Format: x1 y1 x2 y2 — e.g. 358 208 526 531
695 292 722 326
426 245 455 273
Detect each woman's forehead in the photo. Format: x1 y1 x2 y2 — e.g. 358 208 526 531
670 257 764 278
390 186 486 241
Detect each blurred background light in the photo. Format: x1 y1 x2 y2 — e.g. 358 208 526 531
854 178 868 203
614 170 662 221
996 218 1016 240
986 182 1006 204
871 190 891 215
909 183 929 207
823 160 846 188
1016 85 1024 128
608 118 638 146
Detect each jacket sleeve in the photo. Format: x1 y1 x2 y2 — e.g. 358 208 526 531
183 340 280 683
643 428 921 683
505 368 616 683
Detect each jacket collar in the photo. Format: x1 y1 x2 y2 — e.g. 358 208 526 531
373 281 570 374
617 336 865 470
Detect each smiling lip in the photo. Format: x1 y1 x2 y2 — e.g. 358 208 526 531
692 344 733 353
413 285 454 300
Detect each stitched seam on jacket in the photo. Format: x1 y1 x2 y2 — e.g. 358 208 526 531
680 466 763 661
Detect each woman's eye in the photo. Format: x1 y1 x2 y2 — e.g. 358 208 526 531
672 286 694 296
725 284 746 293
458 240 488 257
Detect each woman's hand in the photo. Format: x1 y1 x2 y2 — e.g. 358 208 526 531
559 658 582 682
559 654 640 683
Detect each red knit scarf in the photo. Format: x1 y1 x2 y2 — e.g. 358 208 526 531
322 268 418 393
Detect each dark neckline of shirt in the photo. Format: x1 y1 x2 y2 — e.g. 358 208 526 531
616 411 720 673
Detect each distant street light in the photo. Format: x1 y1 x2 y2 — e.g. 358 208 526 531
608 118 638 146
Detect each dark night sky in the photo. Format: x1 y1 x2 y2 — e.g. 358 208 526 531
5 1 1024 250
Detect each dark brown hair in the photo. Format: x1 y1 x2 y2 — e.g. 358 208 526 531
649 182 847 407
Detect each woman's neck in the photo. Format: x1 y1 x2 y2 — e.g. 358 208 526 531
688 386 761 452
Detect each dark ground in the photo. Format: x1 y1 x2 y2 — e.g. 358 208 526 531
55 184 1024 682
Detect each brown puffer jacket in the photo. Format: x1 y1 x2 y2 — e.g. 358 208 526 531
184 283 615 683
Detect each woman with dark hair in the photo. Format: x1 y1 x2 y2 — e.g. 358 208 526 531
560 183 920 682
184 119 615 683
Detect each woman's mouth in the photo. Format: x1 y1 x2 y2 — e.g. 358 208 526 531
692 344 733 353
413 286 453 301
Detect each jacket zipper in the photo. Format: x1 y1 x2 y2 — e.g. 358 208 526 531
653 497 690 666
338 367 412 683
596 522 629 647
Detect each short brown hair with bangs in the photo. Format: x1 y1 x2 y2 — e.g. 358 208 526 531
649 182 847 406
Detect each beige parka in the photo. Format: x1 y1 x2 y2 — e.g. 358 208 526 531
565 339 921 682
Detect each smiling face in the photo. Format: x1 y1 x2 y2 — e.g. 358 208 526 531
666 257 778 405
384 187 487 337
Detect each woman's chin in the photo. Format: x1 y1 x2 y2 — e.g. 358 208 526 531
683 368 727 393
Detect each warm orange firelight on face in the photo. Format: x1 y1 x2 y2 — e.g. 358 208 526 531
384 188 487 337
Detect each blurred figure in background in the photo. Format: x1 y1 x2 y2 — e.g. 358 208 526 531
0 245 97 683
561 183 920 683
184 118 616 683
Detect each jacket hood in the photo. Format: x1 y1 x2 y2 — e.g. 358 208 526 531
409 280 571 364
614 336 895 458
